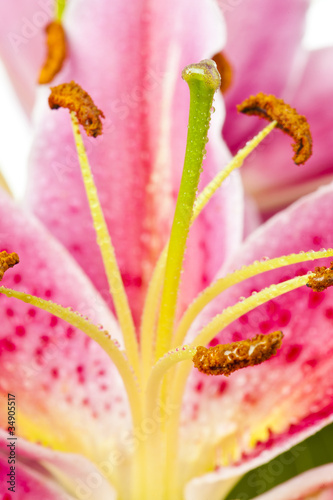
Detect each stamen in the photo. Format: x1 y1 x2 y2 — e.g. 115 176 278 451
38 21 67 84
0 251 19 281
173 248 333 348
307 263 333 292
193 331 283 376
238 92 312 165
49 82 105 137
49 86 139 380
212 51 233 93
56 0 66 20
154 60 221 361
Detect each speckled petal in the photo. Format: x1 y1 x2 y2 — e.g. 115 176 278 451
0 189 130 461
0 430 117 499
182 182 333 492
25 0 243 325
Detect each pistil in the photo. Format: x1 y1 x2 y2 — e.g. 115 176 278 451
154 60 221 362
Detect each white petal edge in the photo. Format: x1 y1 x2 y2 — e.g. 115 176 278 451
253 463 333 499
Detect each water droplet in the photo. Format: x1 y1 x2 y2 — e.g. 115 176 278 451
239 296 246 302
260 256 270 262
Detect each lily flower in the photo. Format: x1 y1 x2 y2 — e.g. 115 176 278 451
0 1 333 499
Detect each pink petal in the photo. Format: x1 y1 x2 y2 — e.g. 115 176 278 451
25 0 244 325
0 0 52 114
0 454 76 499
253 464 333 499
182 182 333 490
0 431 117 499
0 190 130 457
221 0 309 153
241 47 333 215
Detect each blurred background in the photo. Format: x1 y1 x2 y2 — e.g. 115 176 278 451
0 0 333 200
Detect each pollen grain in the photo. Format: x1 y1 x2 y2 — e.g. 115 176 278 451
237 92 312 165
307 263 333 292
212 51 233 93
49 81 105 137
0 251 19 281
38 21 67 84
193 331 284 376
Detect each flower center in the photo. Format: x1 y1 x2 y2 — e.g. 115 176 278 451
1 58 332 500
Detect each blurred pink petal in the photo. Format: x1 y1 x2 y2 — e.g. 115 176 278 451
0 430 117 499
0 0 53 114
221 0 309 153
241 47 333 215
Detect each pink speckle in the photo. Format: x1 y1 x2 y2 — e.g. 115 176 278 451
277 309 291 327
28 308 37 317
66 327 75 338
303 358 318 369
1 338 16 352
209 337 219 347
259 320 271 334
308 291 325 309
6 308 14 317
100 384 108 391
3 493 12 500
50 316 58 327
40 335 50 344
325 307 333 319
286 344 303 363
51 367 59 379
45 289 52 298
217 380 227 395
15 325 26 337
76 365 84 374
295 267 307 277
71 244 82 253
239 315 248 325
232 331 242 342
97 369 106 377
313 235 322 246
195 381 204 393
13 274 21 284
